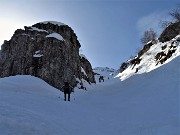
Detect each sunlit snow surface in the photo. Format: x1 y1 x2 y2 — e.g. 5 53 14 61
116 35 180 81
0 56 179 135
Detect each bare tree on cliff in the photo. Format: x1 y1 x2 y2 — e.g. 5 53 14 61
160 4 180 28
169 6 180 22
140 28 157 44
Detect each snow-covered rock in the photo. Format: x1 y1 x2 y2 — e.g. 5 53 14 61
40 21 65 26
117 34 180 80
80 54 95 84
33 50 44 58
80 54 88 60
29 27 48 33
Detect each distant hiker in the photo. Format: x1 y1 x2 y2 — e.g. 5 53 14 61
79 82 87 90
135 68 138 73
80 85 87 90
62 82 73 101
99 76 104 82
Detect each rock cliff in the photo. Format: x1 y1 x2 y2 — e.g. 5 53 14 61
0 21 95 90
159 21 180 43
80 54 95 83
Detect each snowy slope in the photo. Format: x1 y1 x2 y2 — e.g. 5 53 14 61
117 35 180 80
93 67 118 83
0 56 179 135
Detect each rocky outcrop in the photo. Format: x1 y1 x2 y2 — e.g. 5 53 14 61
119 21 180 74
119 40 156 73
80 55 95 83
0 21 95 90
159 21 180 42
155 45 177 65
119 62 129 73
138 41 154 57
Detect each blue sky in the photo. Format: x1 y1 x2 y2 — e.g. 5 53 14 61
0 0 179 69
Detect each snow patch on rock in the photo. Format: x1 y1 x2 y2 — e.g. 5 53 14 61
40 21 65 26
46 33 64 41
29 27 48 33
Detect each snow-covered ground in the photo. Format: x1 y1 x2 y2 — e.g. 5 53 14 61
0 56 179 135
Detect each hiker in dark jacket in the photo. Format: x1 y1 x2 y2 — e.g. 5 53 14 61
62 82 73 101
99 76 104 82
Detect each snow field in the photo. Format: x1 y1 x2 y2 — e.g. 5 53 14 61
0 56 179 135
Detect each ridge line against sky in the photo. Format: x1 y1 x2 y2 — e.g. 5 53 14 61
0 0 179 69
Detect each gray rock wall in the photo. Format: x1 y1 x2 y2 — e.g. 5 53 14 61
80 56 95 83
0 22 95 90
159 21 180 42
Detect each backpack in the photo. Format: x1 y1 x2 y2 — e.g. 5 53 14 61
64 82 70 93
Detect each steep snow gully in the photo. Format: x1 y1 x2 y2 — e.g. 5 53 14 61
0 56 179 135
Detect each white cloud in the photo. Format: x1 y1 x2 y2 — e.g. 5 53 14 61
137 10 170 36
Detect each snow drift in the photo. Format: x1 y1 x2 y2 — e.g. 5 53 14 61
0 55 179 135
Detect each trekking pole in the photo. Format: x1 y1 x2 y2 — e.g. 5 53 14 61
73 90 75 101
